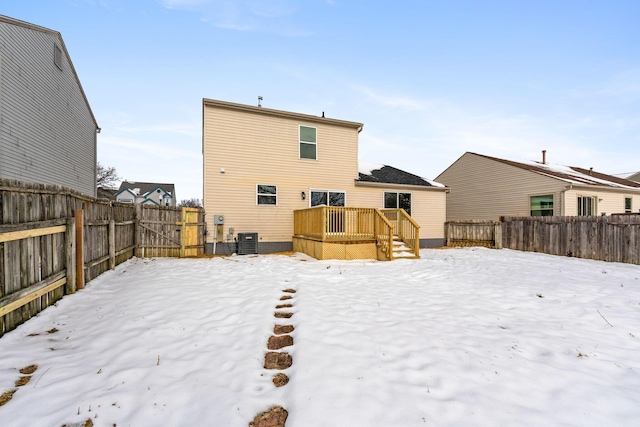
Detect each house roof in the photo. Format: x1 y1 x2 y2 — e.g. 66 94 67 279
118 181 176 197
0 14 99 130
471 153 640 189
203 98 364 132
614 171 640 183
357 163 445 188
97 187 118 200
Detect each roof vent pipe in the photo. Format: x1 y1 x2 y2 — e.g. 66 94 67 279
589 167 593 175
542 150 546 165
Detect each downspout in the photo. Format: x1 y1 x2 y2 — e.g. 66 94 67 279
560 184 573 216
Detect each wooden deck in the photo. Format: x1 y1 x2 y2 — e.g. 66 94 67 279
293 206 420 261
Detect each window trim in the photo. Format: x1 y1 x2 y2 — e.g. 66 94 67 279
529 194 554 217
299 125 317 160
54 44 63 70
577 195 596 216
256 184 277 206
309 189 346 207
383 191 412 215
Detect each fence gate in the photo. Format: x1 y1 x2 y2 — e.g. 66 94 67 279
180 207 205 257
136 206 205 258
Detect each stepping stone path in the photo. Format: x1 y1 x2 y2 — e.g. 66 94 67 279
249 288 297 427
0 364 38 408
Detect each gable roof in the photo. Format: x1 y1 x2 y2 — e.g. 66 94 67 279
357 163 445 188
114 187 138 199
471 153 640 189
0 14 99 130
118 181 176 196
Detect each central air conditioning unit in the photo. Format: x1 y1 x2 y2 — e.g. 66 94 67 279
237 232 258 255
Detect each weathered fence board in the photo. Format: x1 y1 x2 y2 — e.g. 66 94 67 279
447 215 640 266
0 179 205 338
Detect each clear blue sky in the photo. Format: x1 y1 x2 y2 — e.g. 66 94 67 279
3 1 640 200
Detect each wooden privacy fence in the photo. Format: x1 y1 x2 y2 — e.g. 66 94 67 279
0 179 205 338
445 220 503 248
446 215 640 265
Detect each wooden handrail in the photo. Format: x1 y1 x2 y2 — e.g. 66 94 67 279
293 206 420 260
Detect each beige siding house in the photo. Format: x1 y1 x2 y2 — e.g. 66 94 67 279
436 152 640 221
203 99 447 255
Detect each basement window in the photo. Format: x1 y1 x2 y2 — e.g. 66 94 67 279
54 45 63 70
530 195 554 216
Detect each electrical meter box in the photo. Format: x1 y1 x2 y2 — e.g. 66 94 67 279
214 215 224 225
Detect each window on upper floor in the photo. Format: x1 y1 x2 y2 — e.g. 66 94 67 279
384 192 412 215
299 126 317 160
530 195 554 216
54 44 63 70
257 184 277 205
577 196 596 216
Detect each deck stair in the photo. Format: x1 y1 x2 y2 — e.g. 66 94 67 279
391 235 419 259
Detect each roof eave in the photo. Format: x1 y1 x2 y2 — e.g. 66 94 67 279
203 98 363 132
354 180 447 191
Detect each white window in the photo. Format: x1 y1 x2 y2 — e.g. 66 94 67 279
299 125 317 160
384 192 412 215
530 195 554 216
257 184 277 205
625 197 632 213
577 196 596 216
310 190 345 207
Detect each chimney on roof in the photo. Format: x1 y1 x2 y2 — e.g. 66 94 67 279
542 150 546 165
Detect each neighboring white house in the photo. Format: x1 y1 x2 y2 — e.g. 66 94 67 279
0 15 99 197
115 181 176 206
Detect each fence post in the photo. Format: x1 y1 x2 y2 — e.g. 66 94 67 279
134 204 141 258
444 222 449 247
180 207 187 258
494 222 503 249
75 209 85 290
109 220 116 269
65 217 77 294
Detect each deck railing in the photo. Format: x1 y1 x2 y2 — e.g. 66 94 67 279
294 206 377 240
381 209 421 258
294 206 418 259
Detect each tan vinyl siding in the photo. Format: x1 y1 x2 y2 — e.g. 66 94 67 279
436 152 567 221
0 18 97 196
349 186 446 239
565 189 640 216
203 101 360 243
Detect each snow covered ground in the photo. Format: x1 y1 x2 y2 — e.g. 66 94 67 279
0 247 639 426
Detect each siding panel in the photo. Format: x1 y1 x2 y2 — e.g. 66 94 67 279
0 19 96 196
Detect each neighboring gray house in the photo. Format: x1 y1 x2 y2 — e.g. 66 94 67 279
0 15 99 197
115 181 176 206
